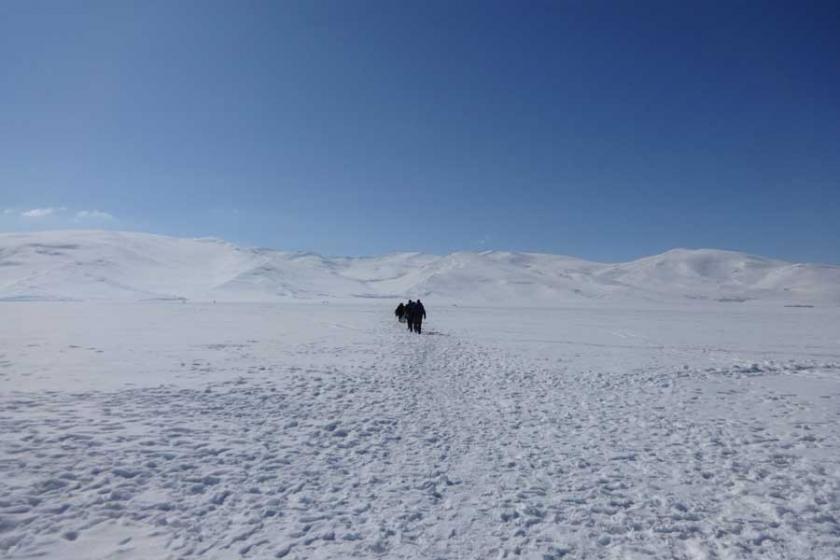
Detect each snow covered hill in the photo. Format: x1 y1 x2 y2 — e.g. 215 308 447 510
1 230 838 305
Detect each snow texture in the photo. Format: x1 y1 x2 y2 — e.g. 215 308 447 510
1 230 839 305
1 301 839 559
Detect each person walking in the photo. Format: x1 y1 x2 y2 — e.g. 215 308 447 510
395 302 406 322
413 299 427 334
405 300 416 332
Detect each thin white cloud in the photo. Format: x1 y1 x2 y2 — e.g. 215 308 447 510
75 210 115 221
7 206 117 225
21 207 66 218
476 233 492 247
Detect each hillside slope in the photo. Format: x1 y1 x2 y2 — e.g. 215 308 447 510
0 230 838 304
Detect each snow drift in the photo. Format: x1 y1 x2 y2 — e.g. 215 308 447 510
0 230 838 305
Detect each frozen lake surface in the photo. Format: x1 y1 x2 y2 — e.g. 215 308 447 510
1 302 839 559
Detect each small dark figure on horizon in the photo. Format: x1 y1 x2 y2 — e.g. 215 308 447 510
405 300 416 332
395 302 406 322
412 299 427 334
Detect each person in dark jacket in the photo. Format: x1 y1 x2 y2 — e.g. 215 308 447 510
405 300 416 332
412 299 427 334
395 302 406 322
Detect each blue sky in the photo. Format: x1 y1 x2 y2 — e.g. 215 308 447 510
1 1 838 263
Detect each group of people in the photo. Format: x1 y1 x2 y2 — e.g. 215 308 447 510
394 299 427 334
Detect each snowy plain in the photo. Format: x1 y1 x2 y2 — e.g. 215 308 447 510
1 231 840 559
2 301 839 560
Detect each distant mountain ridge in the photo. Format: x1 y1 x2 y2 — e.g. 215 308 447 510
1 230 838 305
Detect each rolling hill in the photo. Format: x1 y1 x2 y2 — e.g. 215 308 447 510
1 230 838 305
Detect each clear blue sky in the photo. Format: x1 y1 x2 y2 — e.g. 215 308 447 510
1 1 838 263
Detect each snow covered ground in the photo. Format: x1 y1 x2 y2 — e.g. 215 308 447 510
1 301 839 559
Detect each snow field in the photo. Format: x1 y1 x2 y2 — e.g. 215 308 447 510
0 302 839 559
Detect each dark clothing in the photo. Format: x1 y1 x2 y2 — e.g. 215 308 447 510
405 301 416 331
407 300 426 334
395 303 405 322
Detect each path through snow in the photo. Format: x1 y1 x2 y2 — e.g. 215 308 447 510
1 303 839 559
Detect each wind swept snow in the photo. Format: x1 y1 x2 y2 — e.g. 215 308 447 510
1 230 839 305
1 302 839 559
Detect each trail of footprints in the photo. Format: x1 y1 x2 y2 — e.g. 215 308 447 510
0 328 839 558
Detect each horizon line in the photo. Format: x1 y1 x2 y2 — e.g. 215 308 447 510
1 228 837 268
